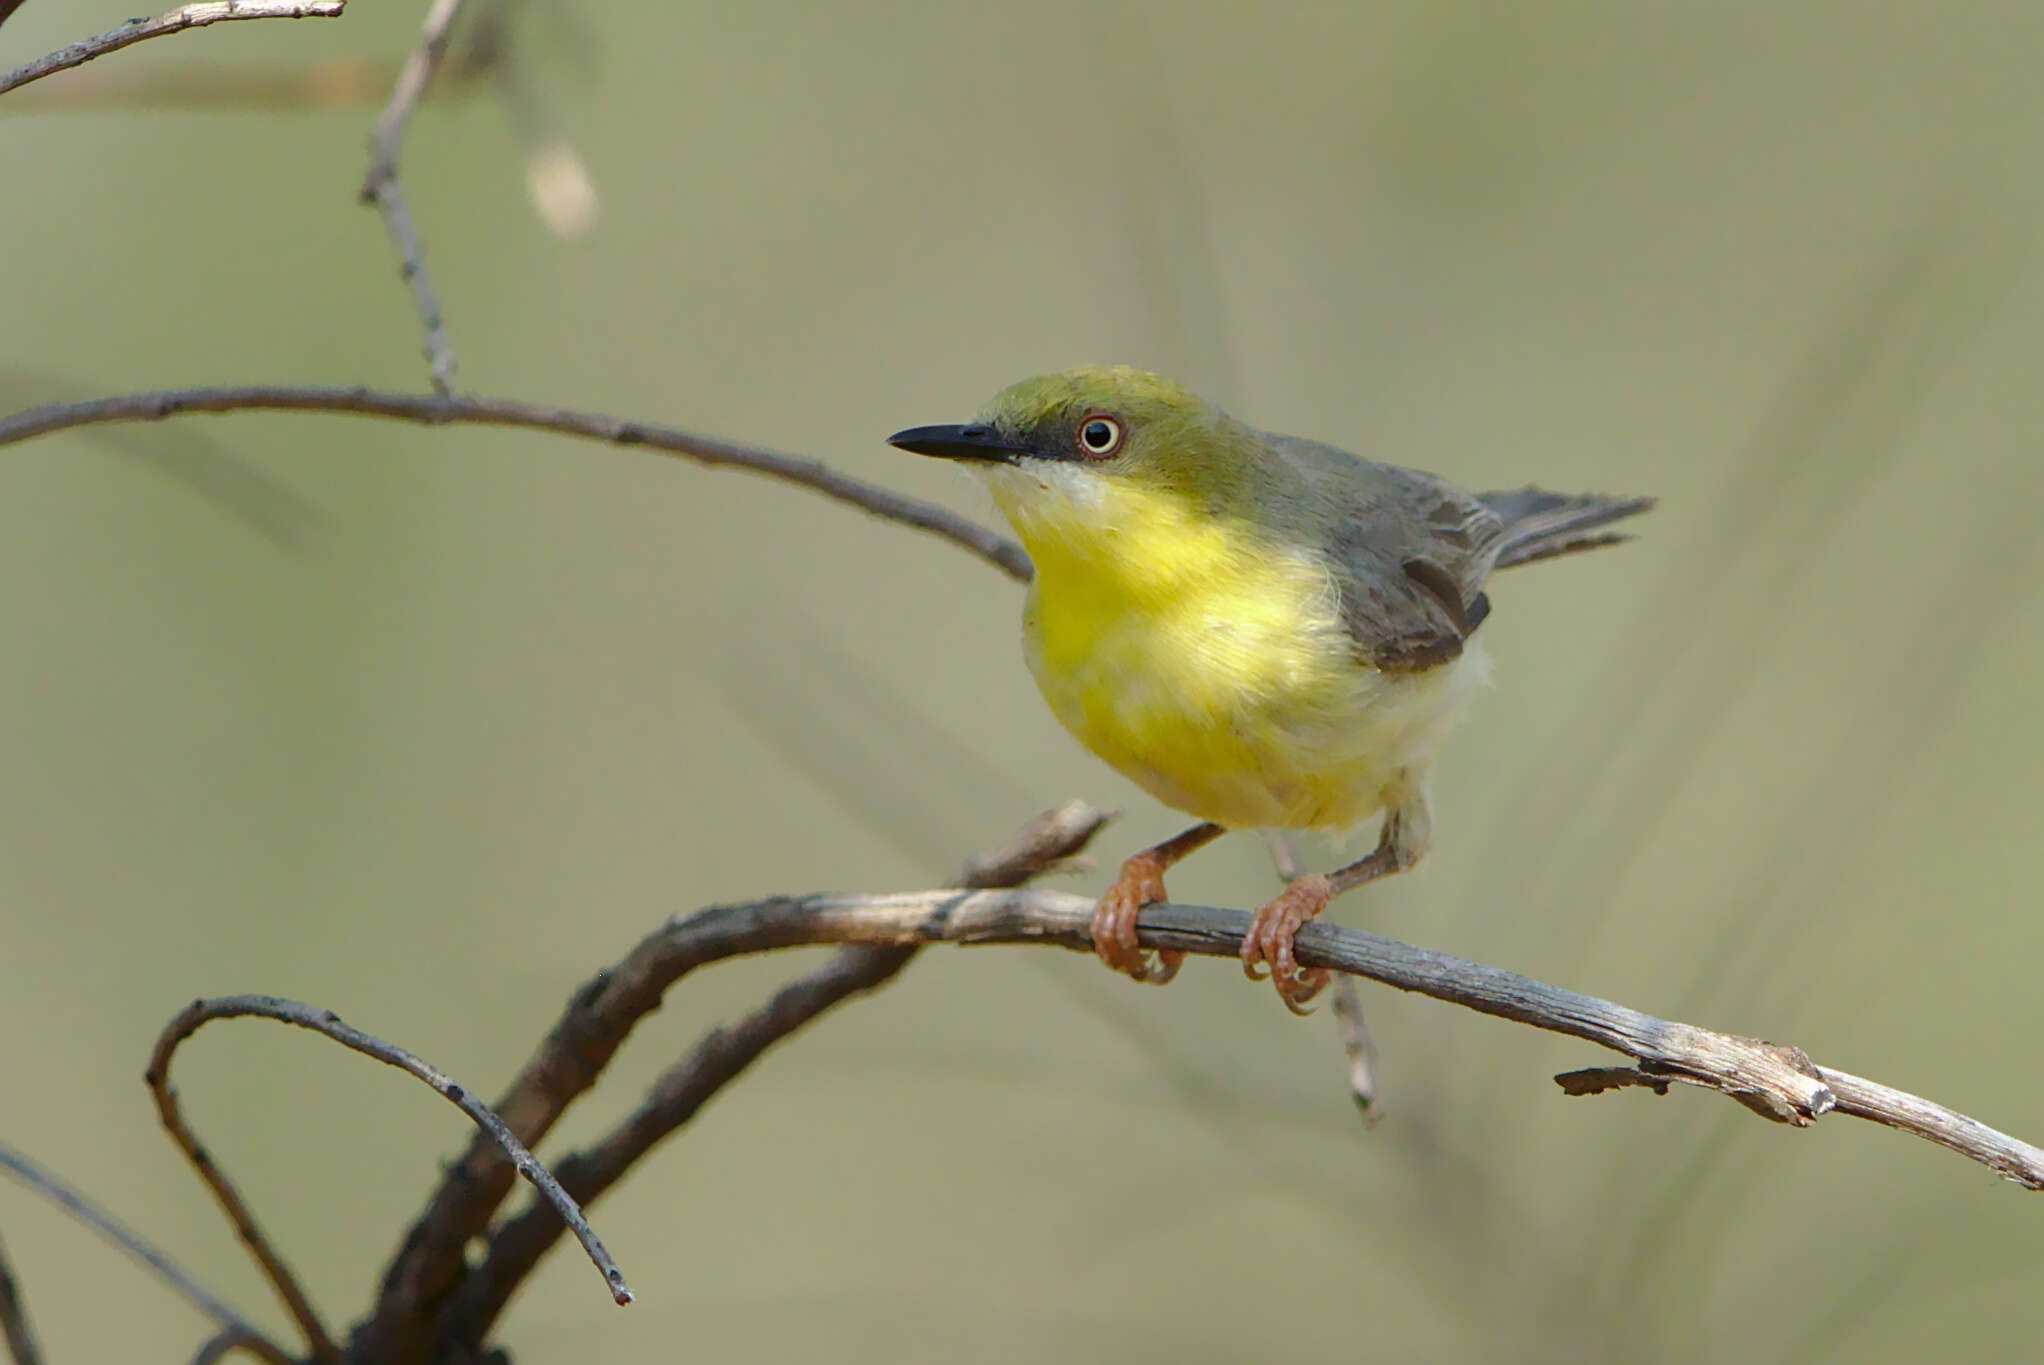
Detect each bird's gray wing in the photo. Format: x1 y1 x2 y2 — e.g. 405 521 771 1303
1263 434 1506 673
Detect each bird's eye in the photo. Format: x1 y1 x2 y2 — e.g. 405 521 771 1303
1077 415 1123 458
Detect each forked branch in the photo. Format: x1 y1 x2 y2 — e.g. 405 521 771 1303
145 995 635 1365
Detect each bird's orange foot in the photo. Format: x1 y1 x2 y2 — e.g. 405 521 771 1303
1090 850 1186 986
1242 873 1334 1015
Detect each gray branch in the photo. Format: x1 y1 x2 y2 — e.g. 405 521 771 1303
145 994 633 1365
358 0 469 390
0 384 1032 581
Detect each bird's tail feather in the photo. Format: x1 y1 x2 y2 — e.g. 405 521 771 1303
1481 486 1656 570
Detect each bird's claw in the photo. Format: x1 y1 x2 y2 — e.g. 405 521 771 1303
1090 852 1184 986
1241 874 1335 1013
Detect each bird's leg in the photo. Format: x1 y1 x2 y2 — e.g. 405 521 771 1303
1092 821 1227 985
1242 796 1431 1014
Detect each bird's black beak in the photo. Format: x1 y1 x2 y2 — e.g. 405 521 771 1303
886 423 1033 464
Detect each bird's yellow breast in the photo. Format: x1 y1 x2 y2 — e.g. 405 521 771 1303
984 468 1480 832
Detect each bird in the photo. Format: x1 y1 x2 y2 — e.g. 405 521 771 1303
889 366 1651 1012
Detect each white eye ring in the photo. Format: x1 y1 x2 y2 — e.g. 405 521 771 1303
1077 414 1123 458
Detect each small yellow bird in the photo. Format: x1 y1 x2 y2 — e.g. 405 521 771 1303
890 367 1650 1011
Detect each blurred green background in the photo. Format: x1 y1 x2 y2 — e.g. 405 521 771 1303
3 2 2042 1361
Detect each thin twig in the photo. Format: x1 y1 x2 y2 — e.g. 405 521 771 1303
1330 977 1381 1123
0 1228 41 1365
364 0 464 168
0 1146 291 1365
146 996 634 1360
357 802 1108 1365
358 175 454 391
359 0 468 391
0 0 345 98
0 385 1033 581
436 803 1111 1351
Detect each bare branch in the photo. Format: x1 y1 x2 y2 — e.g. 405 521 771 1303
0 1 345 98
0 385 1033 581
588 887 2044 1185
358 175 454 391
358 802 1108 1364
0 1146 291 1365
359 0 468 391
146 996 633 1362
0 1228 42 1365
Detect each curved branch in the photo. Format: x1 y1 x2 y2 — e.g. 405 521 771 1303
0 385 1033 582
145 997 635 1365
0 1 345 98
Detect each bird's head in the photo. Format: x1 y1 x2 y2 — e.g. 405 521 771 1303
888 366 1260 554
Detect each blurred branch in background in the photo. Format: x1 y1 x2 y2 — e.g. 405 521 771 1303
459 0 598 239
0 0 346 98
0 53 409 114
0 1146 287 1364
0 374 325 548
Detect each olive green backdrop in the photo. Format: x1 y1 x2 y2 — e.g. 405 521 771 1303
2 2 2040 1361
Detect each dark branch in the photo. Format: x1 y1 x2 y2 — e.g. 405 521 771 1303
358 802 1107 1365
438 943 916 1349
0 1146 291 1365
0 385 1032 581
0 1 345 98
